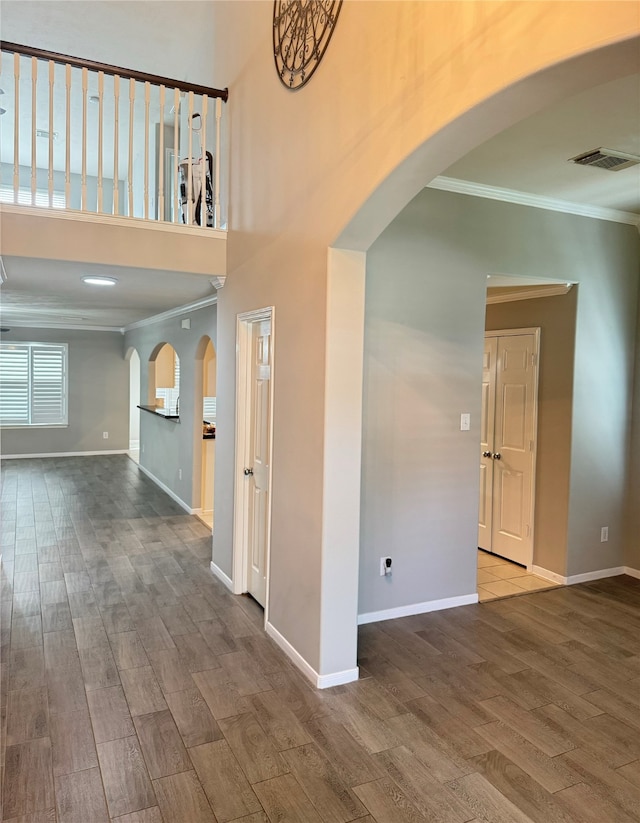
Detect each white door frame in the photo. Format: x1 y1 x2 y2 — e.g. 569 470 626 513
484 326 540 569
232 306 275 623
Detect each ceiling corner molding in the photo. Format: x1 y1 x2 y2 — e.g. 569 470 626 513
209 275 226 290
0 320 124 332
124 294 218 332
428 176 640 227
486 283 573 305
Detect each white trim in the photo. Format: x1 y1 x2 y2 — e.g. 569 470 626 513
486 284 573 305
532 564 630 585
0 203 229 238
210 561 234 591
358 593 479 625
428 176 640 227
531 565 566 585
0 449 128 459
136 463 194 513
124 295 218 332
0 320 124 333
566 567 626 585
265 621 359 689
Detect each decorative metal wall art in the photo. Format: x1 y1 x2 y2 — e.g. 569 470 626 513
273 0 343 90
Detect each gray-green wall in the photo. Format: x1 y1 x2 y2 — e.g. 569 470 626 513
124 303 217 511
0 327 128 455
360 188 638 616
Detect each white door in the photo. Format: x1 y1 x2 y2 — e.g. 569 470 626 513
478 337 497 551
479 331 538 566
246 318 272 606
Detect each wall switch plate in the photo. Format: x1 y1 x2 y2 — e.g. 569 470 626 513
102 431 109 439
181 318 191 329
460 413 470 431
601 526 609 542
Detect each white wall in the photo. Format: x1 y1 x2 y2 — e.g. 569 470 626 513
360 189 638 619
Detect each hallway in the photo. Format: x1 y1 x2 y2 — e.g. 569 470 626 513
2 455 640 822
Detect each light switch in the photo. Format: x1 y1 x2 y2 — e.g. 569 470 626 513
460 413 470 431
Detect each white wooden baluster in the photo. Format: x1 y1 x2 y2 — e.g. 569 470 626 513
31 57 37 205
173 87 179 223
200 95 208 227
65 64 71 207
81 67 88 211
186 91 194 225
143 81 150 220
158 85 165 221
113 75 120 215
97 71 104 213
214 97 222 229
128 78 135 217
13 53 20 203
48 61 55 207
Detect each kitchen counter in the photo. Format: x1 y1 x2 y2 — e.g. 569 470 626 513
137 405 179 421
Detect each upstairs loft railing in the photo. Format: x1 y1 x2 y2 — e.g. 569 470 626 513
0 42 228 228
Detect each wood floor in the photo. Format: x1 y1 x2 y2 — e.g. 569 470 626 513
2 455 640 823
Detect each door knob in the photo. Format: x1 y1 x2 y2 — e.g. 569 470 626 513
244 467 254 476
482 451 492 458
492 453 502 460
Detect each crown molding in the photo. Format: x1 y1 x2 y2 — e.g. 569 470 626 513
428 176 640 227
124 294 218 332
487 283 573 305
0 319 123 332
210 275 227 290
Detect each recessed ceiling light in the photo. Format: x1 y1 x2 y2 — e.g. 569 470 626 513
82 276 117 286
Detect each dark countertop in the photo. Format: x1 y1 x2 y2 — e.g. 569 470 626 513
137 405 179 421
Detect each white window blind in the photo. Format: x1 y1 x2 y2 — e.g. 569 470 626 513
0 185 66 209
0 342 68 426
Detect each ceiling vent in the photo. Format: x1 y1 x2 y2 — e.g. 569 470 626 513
569 147 640 172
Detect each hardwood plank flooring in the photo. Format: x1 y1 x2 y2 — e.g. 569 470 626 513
2 455 640 822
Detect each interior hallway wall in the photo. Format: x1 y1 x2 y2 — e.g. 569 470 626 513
360 189 638 617
485 289 578 576
0 327 128 455
210 1 639 676
124 303 217 511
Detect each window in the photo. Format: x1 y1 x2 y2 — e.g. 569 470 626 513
0 185 66 209
0 342 68 426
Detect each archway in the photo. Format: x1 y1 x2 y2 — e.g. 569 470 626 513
125 346 140 463
148 342 180 414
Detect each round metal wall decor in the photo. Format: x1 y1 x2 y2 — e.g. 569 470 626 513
273 0 343 90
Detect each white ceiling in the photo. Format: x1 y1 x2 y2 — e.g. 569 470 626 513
443 74 640 215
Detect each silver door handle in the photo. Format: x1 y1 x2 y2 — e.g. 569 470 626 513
482 451 492 458
492 453 502 460
244 468 254 476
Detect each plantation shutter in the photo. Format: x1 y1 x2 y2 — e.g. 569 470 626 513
32 346 67 424
0 345 30 424
0 342 68 426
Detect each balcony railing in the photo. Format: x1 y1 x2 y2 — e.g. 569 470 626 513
0 42 228 229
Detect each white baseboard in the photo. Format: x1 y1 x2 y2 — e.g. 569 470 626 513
1 449 128 459
531 565 566 585
129 440 140 450
358 592 478 625
265 621 359 690
210 561 233 591
532 564 630 585
136 463 194 514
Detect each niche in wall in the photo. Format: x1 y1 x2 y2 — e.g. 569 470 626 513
149 342 180 414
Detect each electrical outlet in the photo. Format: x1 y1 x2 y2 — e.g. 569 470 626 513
601 526 609 542
380 556 392 576
102 431 108 439
178 468 182 480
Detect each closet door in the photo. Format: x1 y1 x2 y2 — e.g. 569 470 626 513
478 337 497 551
479 331 538 567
